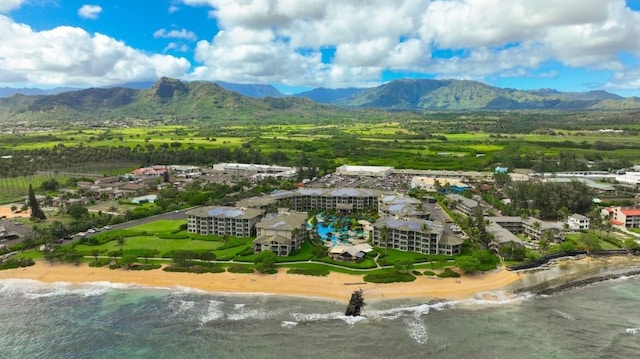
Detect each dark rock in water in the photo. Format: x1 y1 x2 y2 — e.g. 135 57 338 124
345 289 365 316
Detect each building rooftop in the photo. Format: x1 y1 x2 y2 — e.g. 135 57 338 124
255 211 308 231
186 206 263 219
373 217 443 234
445 193 479 209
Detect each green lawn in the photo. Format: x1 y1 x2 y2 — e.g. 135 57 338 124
128 219 186 233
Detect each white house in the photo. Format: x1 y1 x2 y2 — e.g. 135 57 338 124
567 213 590 230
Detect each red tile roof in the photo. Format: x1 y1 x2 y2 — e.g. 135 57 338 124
610 219 624 225
621 209 640 216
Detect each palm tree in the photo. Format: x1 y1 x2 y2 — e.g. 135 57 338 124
381 225 390 256
116 235 126 254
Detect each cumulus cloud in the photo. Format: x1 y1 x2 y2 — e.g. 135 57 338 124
153 28 197 41
0 0 25 14
180 0 640 91
0 15 190 87
78 4 102 19
168 5 180 13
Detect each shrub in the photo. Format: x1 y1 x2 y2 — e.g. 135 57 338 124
423 270 436 276
363 272 416 283
227 265 254 273
287 267 330 276
437 268 461 278
0 258 35 270
88 259 110 267
130 264 162 271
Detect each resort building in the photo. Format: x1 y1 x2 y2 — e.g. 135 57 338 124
378 194 430 219
567 213 590 230
252 210 308 256
603 207 640 228
211 163 296 180
236 188 383 213
485 216 563 243
371 217 462 255
328 243 373 262
445 193 481 216
186 206 264 237
334 165 394 177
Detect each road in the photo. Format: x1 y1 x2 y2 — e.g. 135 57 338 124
109 208 193 230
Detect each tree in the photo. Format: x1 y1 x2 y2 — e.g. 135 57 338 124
64 250 83 265
139 249 159 264
162 170 170 183
28 184 46 221
455 256 481 274
394 259 414 274
200 251 216 262
92 249 102 263
66 203 88 220
380 225 390 256
120 255 138 269
254 250 277 273
602 221 613 238
116 236 126 254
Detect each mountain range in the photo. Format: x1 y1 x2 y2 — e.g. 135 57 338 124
0 78 638 124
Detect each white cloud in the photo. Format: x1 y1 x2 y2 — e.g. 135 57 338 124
180 0 640 91
0 15 190 87
168 5 180 13
153 28 197 41
78 4 102 20
0 0 25 14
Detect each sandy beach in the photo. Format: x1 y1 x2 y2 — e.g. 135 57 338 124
0 262 523 303
0 205 30 219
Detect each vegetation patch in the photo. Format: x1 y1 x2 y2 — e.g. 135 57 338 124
0 258 35 270
226 264 254 273
437 268 461 278
363 272 416 283
423 270 437 276
287 267 330 276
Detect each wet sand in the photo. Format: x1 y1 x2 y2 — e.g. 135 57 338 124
0 262 522 303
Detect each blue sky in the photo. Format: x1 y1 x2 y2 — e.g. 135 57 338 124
1 0 640 96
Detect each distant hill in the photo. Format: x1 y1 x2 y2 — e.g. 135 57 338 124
0 86 79 98
1 77 639 125
0 77 348 124
215 81 284 98
294 87 361 103
295 79 640 111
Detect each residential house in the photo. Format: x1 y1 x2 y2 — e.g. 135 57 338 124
328 243 373 262
567 213 590 230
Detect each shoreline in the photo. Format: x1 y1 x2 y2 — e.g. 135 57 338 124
3 256 639 303
0 261 522 303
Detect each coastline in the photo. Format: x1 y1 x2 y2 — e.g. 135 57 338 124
4 256 639 303
0 261 522 303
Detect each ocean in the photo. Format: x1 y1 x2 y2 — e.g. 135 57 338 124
1 276 640 359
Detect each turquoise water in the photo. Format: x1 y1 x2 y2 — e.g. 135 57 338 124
1 276 640 358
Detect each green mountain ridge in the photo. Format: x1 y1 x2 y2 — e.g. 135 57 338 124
0 77 638 126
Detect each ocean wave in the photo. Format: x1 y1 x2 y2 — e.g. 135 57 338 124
281 321 298 329
404 317 428 344
626 328 639 335
0 279 135 298
200 300 225 323
291 311 367 326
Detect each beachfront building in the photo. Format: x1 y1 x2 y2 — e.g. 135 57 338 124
485 216 563 243
372 217 461 255
378 194 430 219
186 206 264 237
328 243 373 262
567 213 590 230
252 210 308 256
236 188 383 213
603 207 640 228
445 193 481 216
334 165 394 177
